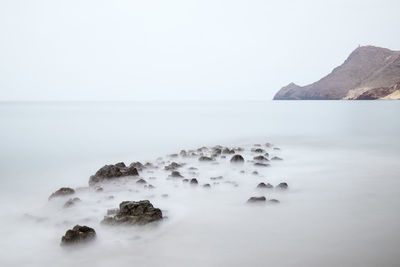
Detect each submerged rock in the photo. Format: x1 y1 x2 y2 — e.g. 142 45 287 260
169 171 183 178
136 179 147 184
101 200 163 226
269 199 280 204
247 196 266 203
61 225 96 246
63 197 81 208
251 148 265 153
257 182 273 189
222 148 235 154
277 182 288 190
230 154 244 163
164 162 182 171
271 156 283 161
190 178 198 184
89 163 139 186
253 155 269 161
254 163 270 167
203 183 211 188
199 156 213 162
49 187 75 200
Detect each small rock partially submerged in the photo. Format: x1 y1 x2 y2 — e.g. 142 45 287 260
190 178 198 184
61 225 96 246
247 196 266 203
164 162 182 171
271 156 283 161
254 163 270 167
257 182 273 189
63 197 81 208
253 155 269 161
277 182 289 190
101 200 163 226
199 156 213 162
169 171 183 178
49 187 75 200
230 154 244 163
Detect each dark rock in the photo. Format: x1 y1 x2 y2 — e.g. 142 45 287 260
49 187 75 200
190 178 198 184
222 148 235 154
182 179 189 183
169 171 183 178
230 154 244 163
203 183 211 188
257 182 273 189
161 194 169 198
251 148 265 153
254 163 270 167
269 199 280 204
115 162 126 168
277 182 288 190
136 179 147 184
179 150 187 157
247 196 266 203
252 171 259 175
129 162 144 171
101 200 163 226
89 163 138 186
164 162 182 171
63 197 81 208
253 155 269 161
199 156 213 162
61 225 96 246
271 156 283 161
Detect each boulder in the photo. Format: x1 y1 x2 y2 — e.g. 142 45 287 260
49 187 75 200
169 171 183 178
277 182 288 190
60 225 96 246
230 154 244 163
89 163 139 186
101 200 163 225
190 178 198 184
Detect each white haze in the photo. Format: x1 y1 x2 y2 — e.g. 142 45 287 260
0 0 400 101
0 101 399 267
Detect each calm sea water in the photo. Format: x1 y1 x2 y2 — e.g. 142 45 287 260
0 101 399 267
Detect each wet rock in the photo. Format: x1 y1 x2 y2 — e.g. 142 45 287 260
101 200 163 226
89 164 139 186
190 178 198 184
63 197 81 208
164 162 182 171
230 154 244 163
254 163 270 167
49 187 75 200
210 176 223 180
277 182 288 190
253 155 269 161
247 196 266 203
203 183 211 188
257 182 273 189
199 156 213 162
169 171 183 178
271 156 283 161
61 225 96 246
136 179 147 184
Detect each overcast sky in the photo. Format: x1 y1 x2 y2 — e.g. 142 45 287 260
0 0 399 101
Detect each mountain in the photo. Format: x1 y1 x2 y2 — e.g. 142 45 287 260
273 46 400 100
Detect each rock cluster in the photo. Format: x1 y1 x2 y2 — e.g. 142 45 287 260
101 200 163 226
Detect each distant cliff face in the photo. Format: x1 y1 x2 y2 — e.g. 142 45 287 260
273 46 400 100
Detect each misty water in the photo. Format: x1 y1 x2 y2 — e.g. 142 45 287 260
0 101 399 267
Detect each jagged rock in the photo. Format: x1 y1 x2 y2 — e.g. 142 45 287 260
277 182 288 190
257 182 273 189
129 162 144 171
254 163 270 167
230 154 244 163
49 187 75 200
63 197 81 208
247 196 266 203
164 162 182 171
89 163 138 186
271 156 283 161
60 225 96 246
101 200 163 226
253 155 269 161
190 178 198 184
199 156 213 162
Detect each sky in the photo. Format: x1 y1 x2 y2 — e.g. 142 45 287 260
0 0 399 101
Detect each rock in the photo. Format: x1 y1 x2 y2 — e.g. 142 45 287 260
129 162 144 171
60 225 96 246
144 162 154 168
253 155 269 161
101 200 163 226
49 187 75 200
254 163 270 167
190 178 198 184
203 183 211 188
136 179 147 184
161 194 169 198
179 150 187 157
251 148 265 153
145 184 155 189
247 196 266 203
164 162 182 171
199 156 213 162
277 182 288 190
271 156 283 161
264 152 270 158
222 148 235 154
257 182 273 189
273 147 281 151
169 153 178 158
210 176 223 180
188 167 198 170
269 199 280 204
254 144 261 147
230 154 244 163
265 143 272 147
89 163 139 186
63 197 81 208
252 171 259 175
169 171 183 178
107 208 119 215
182 178 189 183
95 187 103 192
